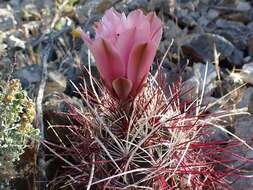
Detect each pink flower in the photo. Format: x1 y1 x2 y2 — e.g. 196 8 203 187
77 8 163 101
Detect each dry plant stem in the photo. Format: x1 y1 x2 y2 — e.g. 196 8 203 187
154 39 174 79
213 44 224 97
36 39 53 190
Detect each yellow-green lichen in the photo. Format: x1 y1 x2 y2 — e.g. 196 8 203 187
0 79 39 186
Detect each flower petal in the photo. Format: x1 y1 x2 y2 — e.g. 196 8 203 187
102 8 122 29
112 77 133 100
91 38 124 88
147 12 163 46
97 8 127 41
114 28 136 75
114 27 149 74
127 9 148 29
127 42 157 95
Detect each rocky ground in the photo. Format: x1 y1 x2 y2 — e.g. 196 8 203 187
0 0 253 189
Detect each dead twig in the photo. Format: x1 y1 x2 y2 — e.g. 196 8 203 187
213 44 224 97
29 26 71 48
36 37 54 190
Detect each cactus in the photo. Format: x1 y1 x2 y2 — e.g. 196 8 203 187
47 74 250 189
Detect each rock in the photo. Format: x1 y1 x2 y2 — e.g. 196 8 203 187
180 62 217 103
0 31 6 43
77 0 99 17
59 56 76 70
57 52 99 97
197 15 210 27
32 0 55 10
228 144 253 190
214 19 250 50
236 1 251 11
205 126 231 142
237 62 253 86
126 0 149 11
238 87 253 114
14 64 42 90
162 59 193 83
13 63 68 96
0 31 7 57
43 92 84 144
248 36 253 56
235 116 253 145
79 44 90 64
43 93 67 124
245 150 253 170
163 20 184 40
45 71 67 95
43 92 83 119
232 177 253 190
177 0 199 11
95 0 114 14
60 60 82 97
0 43 7 57
0 57 12 76
224 11 253 24
22 21 41 38
76 0 115 18
181 33 243 67
248 21 253 31
193 62 217 94
206 9 219 20
215 0 239 7
181 76 199 102
0 8 16 31
74 4 89 24
243 56 252 63
7 35 26 49
242 62 253 77
21 4 41 21
176 10 198 29
200 0 210 4
149 0 176 13
15 62 70 96
74 1 104 32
